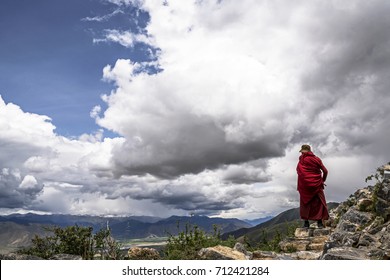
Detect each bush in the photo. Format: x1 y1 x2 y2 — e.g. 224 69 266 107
163 223 235 260
19 225 121 259
250 222 300 253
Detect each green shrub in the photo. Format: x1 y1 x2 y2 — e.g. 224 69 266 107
365 162 390 217
163 223 235 260
18 225 121 259
251 222 300 253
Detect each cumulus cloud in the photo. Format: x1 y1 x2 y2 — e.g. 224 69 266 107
93 0 390 216
2 0 390 218
94 0 317 180
0 96 123 213
0 168 43 208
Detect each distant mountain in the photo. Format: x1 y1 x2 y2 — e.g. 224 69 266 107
244 216 274 226
1 213 161 227
108 215 252 239
222 202 339 246
0 222 50 254
0 213 252 246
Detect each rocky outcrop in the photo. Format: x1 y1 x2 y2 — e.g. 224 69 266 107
0 253 82 260
198 166 390 260
279 227 330 253
198 226 330 260
0 253 44 260
198 245 249 260
322 177 390 260
127 247 161 260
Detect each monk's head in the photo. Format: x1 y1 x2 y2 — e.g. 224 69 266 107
299 144 311 153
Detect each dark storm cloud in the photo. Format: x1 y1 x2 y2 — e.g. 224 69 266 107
303 1 390 93
111 118 286 178
221 160 272 184
285 1 390 160
0 169 43 208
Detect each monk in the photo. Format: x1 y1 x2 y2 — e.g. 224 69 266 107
296 144 329 228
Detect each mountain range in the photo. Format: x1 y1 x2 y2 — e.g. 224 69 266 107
0 203 341 253
0 213 253 252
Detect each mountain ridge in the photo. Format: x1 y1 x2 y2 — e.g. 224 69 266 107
0 213 253 251
222 202 340 245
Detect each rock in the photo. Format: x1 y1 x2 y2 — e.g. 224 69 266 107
368 248 390 260
252 250 278 260
127 247 161 260
307 243 324 251
307 237 328 251
0 253 43 260
275 254 295 260
366 216 385 234
233 243 253 259
341 208 374 227
322 179 390 259
337 220 358 232
357 233 379 247
295 251 322 260
279 238 310 252
50 254 82 260
252 251 296 260
279 228 331 253
375 184 390 221
198 245 248 260
313 228 331 236
216 172 390 261
294 228 313 238
357 198 373 212
375 221 390 249
321 247 369 260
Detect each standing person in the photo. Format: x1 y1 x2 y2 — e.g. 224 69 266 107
296 144 329 228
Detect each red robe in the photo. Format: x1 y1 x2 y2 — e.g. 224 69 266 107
296 151 329 220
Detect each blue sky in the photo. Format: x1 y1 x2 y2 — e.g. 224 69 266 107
0 0 152 136
1 0 390 218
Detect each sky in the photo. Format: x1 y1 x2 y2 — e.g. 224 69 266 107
1 0 390 219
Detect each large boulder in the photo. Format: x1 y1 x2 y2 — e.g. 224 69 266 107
198 245 248 260
127 247 161 260
322 247 369 260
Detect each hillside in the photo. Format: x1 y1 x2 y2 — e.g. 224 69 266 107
0 222 50 254
222 202 339 246
244 216 273 226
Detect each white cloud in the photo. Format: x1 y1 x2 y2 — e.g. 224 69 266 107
89 105 101 119
94 0 390 216
19 175 38 190
107 0 143 7
94 30 152 48
0 168 43 208
82 9 124 22
2 0 390 218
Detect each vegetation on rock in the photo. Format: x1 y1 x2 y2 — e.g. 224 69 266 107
18 225 120 259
